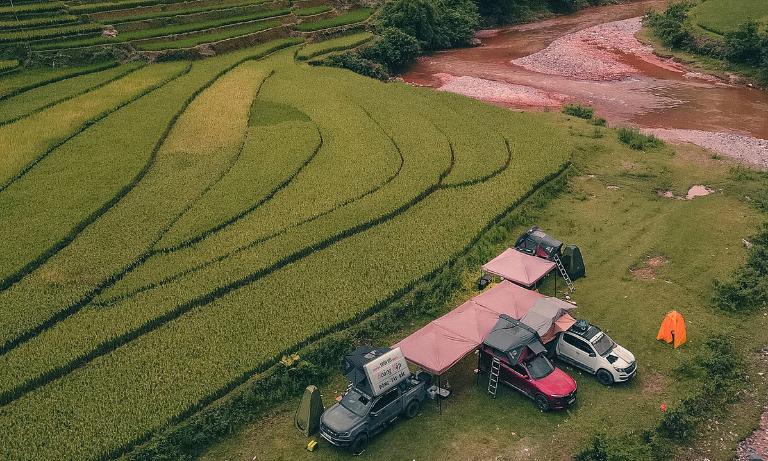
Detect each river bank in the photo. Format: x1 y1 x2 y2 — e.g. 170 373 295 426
402 0 768 169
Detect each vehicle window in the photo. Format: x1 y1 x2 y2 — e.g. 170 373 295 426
511 363 527 376
563 334 593 353
371 389 399 413
340 389 372 417
527 356 555 379
592 332 616 356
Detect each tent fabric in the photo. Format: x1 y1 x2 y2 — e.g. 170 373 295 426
433 300 499 344
396 322 478 375
482 248 557 287
397 282 577 375
483 315 545 365
472 280 544 318
656 310 687 348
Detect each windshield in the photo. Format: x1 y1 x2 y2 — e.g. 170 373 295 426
527 355 554 379
592 332 615 356
340 389 371 417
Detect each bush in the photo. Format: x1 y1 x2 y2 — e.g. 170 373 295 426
591 117 607 127
320 51 390 80
360 27 421 72
644 2 695 49
377 0 479 50
725 20 763 65
712 222 768 312
562 103 594 119
574 432 655 461
617 127 664 150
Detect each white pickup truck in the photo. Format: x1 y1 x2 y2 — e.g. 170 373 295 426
549 320 637 385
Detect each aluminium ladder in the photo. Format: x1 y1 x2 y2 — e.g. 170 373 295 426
553 254 575 293
487 357 501 398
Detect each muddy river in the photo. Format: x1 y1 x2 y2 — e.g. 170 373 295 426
402 0 768 168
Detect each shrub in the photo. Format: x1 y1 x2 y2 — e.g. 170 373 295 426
377 0 479 50
320 51 390 80
617 127 664 150
574 432 654 461
360 27 420 72
725 19 763 65
644 2 695 49
562 103 594 119
591 117 607 127
712 222 768 312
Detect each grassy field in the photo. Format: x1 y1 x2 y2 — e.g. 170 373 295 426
0 37 588 460
691 0 768 34
200 120 768 461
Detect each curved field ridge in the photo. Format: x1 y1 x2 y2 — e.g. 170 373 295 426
0 42 573 460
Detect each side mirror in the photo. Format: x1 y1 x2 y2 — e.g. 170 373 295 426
370 411 379 418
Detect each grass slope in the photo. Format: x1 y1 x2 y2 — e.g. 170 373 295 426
692 0 768 34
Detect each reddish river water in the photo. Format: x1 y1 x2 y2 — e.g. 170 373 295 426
402 1 768 166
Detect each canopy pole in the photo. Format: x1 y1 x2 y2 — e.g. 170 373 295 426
438 374 442 415
554 272 557 297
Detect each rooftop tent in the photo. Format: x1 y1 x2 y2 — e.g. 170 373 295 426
396 322 478 375
342 346 391 391
482 248 556 287
521 297 577 342
433 300 500 343
514 226 563 260
483 315 546 365
472 280 544 319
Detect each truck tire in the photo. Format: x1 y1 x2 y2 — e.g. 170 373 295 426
350 433 368 455
534 394 550 412
405 399 420 419
596 369 614 386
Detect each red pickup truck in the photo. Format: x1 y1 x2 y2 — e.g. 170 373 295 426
479 315 577 411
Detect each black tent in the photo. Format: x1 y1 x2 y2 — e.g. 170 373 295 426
483 315 546 365
341 346 391 394
514 226 563 261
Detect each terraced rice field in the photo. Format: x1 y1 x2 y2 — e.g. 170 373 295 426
0 0 374 56
691 0 768 34
0 34 580 459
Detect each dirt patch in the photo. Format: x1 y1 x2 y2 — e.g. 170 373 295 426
511 17 685 81
738 408 768 461
642 371 667 394
434 73 569 108
643 128 768 170
658 185 715 200
631 255 668 280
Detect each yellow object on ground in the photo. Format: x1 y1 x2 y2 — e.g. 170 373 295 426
656 310 687 348
307 439 318 451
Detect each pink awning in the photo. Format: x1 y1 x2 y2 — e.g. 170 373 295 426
396 322 478 375
433 300 499 344
482 248 556 287
472 280 544 319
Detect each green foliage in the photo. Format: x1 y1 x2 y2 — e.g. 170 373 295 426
296 32 373 60
644 2 695 49
617 127 664 150
294 8 372 32
713 222 768 312
591 117 607 127
691 0 768 34
0 59 19 73
134 19 281 50
320 50 390 79
562 103 594 119
0 22 104 43
360 27 421 72
293 5 333 17
574 432 655 461
0 14 79 30
0 1 63 17
377 0 478 49
36 10 289 49
724 19 764 65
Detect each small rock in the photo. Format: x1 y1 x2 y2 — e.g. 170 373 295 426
743 239 754 249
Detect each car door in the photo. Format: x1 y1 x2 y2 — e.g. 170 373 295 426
500 360 535 398
369 388 401 432
560 333 598 372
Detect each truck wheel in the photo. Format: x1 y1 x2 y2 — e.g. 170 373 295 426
350 433 368 455
534 394 550 412
596 369 614 386
405 399 420 419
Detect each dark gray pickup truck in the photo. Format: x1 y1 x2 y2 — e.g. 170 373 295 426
319 374 429 454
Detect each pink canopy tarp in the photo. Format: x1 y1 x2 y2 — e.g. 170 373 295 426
395 321 478 375
397 281 576 375
482 248 556 287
